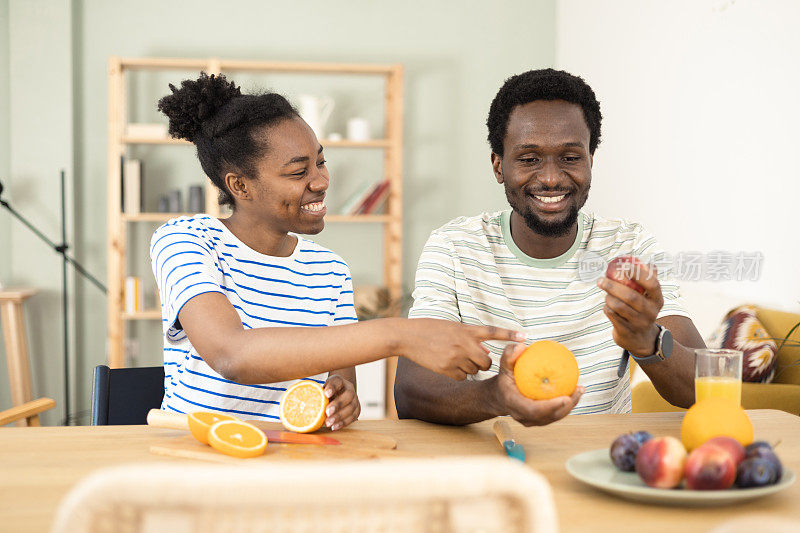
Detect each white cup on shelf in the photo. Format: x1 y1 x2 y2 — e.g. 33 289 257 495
347 118 371 142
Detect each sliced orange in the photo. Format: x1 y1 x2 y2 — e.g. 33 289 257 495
279 381 328 433
207 420 268 458
188 411 240 444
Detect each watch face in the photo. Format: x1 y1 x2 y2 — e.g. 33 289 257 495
661 328 674 359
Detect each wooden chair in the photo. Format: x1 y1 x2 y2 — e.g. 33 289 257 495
91 365 165 425
51 458 558 533
0 288 55 427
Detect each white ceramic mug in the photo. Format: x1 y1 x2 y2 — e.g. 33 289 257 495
297 95 335 140
347 117 371 141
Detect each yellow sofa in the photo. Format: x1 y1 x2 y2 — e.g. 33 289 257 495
632 306 800 415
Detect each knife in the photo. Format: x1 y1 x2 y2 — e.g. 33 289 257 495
146 409 341 445
493 419 526 462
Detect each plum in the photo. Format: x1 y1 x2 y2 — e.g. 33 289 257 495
744 441 773 457
736 457 780 488
610 433 640 471
632 430 653 446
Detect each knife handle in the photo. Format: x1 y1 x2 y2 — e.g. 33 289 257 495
147 409 189 430
493 419 515 445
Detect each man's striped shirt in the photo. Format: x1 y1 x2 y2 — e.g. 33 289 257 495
408 210 689 414
150 215 358 420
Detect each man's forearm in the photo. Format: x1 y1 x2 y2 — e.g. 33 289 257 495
638 340 696 408
394 358 501 425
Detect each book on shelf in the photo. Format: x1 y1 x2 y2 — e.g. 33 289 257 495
124 276 144 313
122 158 143 214
339 181 374 215
358 180 391 214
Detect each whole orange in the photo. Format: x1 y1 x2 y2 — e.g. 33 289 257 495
681 397 754 451
513 340 579 400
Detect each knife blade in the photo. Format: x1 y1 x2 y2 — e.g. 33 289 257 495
146 409 341 445
493 419 526 462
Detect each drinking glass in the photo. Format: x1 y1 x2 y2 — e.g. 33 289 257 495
694 348 742 405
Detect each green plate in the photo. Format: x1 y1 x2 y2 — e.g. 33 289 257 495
566 449 796 506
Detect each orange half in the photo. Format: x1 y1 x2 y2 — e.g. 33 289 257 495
279 381 328 433
188 411 240 444
207 420 268 458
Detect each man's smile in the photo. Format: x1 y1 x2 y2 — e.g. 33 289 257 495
529 191 571 212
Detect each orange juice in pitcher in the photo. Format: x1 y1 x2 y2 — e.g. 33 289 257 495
695 376 742 405
695 349 743 406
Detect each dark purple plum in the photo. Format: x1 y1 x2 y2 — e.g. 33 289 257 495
744 441 773 457
610 433 640 471
632 431 653 446
745 449 783 480
736 457 780 488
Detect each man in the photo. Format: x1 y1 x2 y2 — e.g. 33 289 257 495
395 69 705 426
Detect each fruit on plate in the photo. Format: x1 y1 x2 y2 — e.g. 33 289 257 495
703 436 746 466
635 436 687 488
632 430 653 446
736 456 782 488
280 380 329 433
513 340 579 400
680 397 754 451
187 411 241 444
610 433 641 472
740 441 783 484
745 441 773 457
605 256 647 294
684 441 737 490
207 419 268 459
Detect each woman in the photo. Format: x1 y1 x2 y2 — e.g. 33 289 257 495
152 73 523 429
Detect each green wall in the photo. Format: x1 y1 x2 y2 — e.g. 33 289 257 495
3 0 556 424
0 0 10 412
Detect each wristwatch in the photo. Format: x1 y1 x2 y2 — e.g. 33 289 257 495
628 325 674 364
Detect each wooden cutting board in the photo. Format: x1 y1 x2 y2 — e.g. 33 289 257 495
149 421 418 463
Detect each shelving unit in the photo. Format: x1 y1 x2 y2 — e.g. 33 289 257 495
107 56 404 417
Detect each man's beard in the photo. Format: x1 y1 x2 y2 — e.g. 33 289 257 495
505 187 587 238
521 204 579 237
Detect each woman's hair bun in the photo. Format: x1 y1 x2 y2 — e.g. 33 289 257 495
157 72 241 142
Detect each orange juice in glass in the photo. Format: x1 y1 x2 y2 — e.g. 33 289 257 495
695 349 742 405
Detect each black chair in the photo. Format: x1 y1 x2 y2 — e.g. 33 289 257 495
91 365 165 425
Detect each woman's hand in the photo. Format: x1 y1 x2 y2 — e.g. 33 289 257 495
397 319 526 381
323 373 360 431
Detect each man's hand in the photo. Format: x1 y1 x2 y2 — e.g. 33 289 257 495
323 374 360 431
397 319 527 381
489 343 584 426
598 262 664 356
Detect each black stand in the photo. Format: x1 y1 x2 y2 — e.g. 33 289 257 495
0 172 107 425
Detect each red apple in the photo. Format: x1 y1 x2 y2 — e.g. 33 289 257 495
606 256 646 294
635 436 687 488
704 436 746 466
684 443 737 490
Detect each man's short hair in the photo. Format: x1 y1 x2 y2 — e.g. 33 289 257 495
487 68 602 156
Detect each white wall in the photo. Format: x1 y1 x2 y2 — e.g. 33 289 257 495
557 0 800 337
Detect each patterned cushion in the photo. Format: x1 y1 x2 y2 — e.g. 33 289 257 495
707 305 778 383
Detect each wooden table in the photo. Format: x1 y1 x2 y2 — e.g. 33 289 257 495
2 410 799 532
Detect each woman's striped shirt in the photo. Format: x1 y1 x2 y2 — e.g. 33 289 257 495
150 215 358 420
408 210 690 414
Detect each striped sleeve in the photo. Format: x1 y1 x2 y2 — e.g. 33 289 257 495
632 228 690 320
408 230 462 322
333 268 358 325
150 223 225 338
